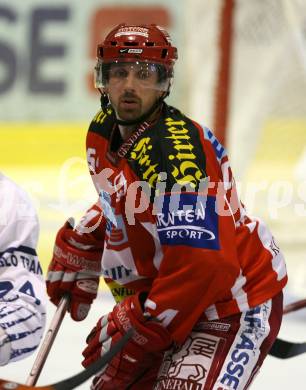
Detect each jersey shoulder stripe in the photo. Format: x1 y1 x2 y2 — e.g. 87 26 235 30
0 245 37 258
202 126 227 162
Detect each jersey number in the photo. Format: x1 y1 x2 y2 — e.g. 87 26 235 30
0 280 40 305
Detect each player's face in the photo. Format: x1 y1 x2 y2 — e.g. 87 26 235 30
105 62 163 122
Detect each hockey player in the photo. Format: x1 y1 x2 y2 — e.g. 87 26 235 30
0 173 46 365
46 24 287 389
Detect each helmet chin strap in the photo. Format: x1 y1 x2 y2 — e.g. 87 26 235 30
99 90 169 126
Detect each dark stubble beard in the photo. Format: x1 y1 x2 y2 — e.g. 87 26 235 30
117 92 142 121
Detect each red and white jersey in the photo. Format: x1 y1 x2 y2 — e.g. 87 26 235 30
0 173 46 365
85 104 287 344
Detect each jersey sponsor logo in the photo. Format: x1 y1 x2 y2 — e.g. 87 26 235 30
156 333 221 389
196 321 231 333
156 193 220 249
218 305 267 390
155 379 201 390
165 117 205 188
129 136 160 187
117 121 150 158
0 250 42 275
103 265 132 281
108 281 135 303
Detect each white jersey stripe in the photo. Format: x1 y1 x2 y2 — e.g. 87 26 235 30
231 270 249 312
213 299 272 390
205 304 218 320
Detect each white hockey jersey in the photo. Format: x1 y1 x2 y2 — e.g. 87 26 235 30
0 173 46 365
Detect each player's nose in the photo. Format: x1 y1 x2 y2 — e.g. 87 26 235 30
123 72 137 91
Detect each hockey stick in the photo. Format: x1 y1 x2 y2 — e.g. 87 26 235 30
268 298 306 359
26 295 70 386
283 298 306 315
0 328 133 390
269 338 306 359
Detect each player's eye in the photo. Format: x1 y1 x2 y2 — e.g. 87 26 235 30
110 67 128 79
137 68 151 80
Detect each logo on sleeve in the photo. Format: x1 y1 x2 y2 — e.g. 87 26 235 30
156 193 220 249
99 189 117 227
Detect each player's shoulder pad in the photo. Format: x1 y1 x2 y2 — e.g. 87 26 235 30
0 173 37 217
88 106 115 139
162 104 202 139
0 173 39 250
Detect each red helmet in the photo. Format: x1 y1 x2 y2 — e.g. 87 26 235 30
95 23 177 92
97 23 177 67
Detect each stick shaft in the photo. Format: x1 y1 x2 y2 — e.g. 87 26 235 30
283 298 306 314
26 296 70 386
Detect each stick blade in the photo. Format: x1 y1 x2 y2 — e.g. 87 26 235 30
0 379 54 389
269 338 306 359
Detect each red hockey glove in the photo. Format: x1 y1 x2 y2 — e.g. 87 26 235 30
82 293 172 389
46 218 104 321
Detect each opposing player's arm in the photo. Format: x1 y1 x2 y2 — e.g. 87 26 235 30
0 176 47 365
